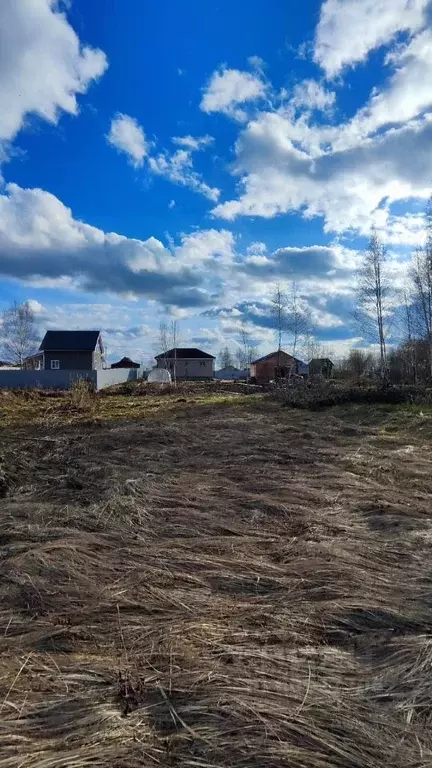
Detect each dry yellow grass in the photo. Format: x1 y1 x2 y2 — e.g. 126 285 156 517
0 385 258 428
1 396 432 766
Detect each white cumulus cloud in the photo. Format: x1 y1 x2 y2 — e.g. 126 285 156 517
346 28 432 141
0 0 107 145
107 113 149 167
106 117 218 200
0 183 230 305
314 0 429 77
211 5 432 237
200 67 266 120
290 79 336 113
172 135 214 150
149 149 220 201
212 110 432 233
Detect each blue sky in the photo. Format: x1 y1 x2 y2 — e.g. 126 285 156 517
0 0 431 363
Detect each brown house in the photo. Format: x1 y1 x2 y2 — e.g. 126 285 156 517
250 350 308 383
24 330 105 371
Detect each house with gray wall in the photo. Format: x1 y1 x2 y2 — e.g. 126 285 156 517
215 365 249 380
155 348 215 380
24 330 105 371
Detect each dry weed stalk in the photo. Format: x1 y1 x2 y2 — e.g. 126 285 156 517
1 400 432 766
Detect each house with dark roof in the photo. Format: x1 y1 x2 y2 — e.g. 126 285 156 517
250 350 308 382
24 330 105 371
111 356 140 369
309 358 334 378
155 347 215 380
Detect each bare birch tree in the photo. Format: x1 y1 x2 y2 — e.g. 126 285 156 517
158 320 180 385
270 282 312 378
286 281 312 358
401 290 417 383
236 321 257 381
0 301 39 366
354 231 390 382
411 195 432 380
270 283 288 367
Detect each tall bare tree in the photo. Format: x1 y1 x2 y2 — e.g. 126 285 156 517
346 349 374 383
0 301 39 366
286 281 312 358
158 320 180 384
411 195 432 379
270 281 312 361
236 321 258 381
401 290 418 383
270 283 287 367
354 231 390 382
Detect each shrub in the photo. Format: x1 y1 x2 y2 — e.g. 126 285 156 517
279 383 432 411
69 377 98 412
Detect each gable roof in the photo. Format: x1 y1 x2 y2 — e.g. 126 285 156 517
111 356 140 368
309 357 333 365
40 330 101 352
155 347 215 360
251 350 294 364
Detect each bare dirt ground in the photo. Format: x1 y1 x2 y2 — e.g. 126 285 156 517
1 393 432 767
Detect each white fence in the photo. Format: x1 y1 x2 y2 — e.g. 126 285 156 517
0 367 144 392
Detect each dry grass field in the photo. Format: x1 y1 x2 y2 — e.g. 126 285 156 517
1 388 432 767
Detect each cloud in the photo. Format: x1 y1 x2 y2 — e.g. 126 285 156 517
200 66 266 120
212 105 432 234
290 80 336 113
244 244 359 278
106 116 219 200
175 229 235 267
0 185 411 353
209 7 432 235
0 183 234 306
172 135 214 150
149 149 220 201
0 0 107 145
344 28 432 142
314 0 429 77
26 299 45 315
375 212 427 246
107 113 149 167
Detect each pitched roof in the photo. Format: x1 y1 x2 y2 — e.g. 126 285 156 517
251 350 294 364
309 357 333 365
111 356 140 368
40 330 101 352
155 347 215 359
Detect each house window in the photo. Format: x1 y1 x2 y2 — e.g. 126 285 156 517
200 361 205 367
35 360 41 371
51 359 60 370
